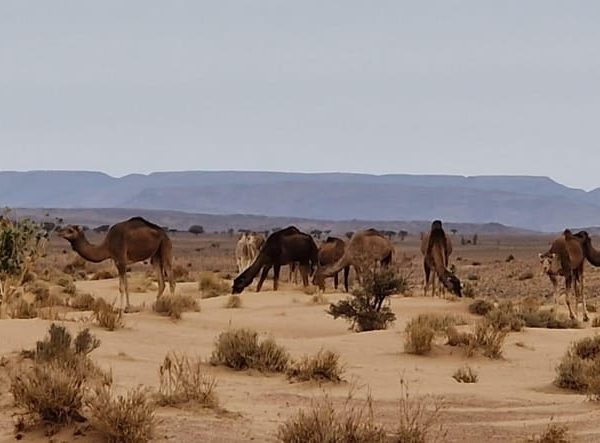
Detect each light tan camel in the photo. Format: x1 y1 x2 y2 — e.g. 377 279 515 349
58 217 175 310
421 220 462 297
313 229 393 289
235 233 251 273
313 237 350 292
539 229 587 321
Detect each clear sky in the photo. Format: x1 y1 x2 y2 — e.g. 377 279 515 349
1 1 599 189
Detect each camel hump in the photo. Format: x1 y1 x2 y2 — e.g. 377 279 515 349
431 220 443 230
125 217 165 232
325 236 341 243
427 222 448 252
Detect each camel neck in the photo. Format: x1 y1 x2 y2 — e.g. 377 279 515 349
70 236 111 263
584 240 600 267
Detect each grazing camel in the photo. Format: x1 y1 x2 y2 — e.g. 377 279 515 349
232 226 318 294
539 229 588 321
58 217 175 310
313 229 393 289
421 220 462 297
314 237 350 292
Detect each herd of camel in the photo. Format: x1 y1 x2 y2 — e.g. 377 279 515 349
56 217 600 322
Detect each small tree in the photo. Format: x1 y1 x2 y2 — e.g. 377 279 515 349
398 230 408 241
345 231 354 240
450 229 458 236
188 225 204 235
472 234 478 246
0 211 47 304
327 266 407 332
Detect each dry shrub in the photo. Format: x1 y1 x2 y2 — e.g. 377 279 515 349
93 298 124 331
172 264 192 282
158 352 218 408
471 318 507 359
62 256 88 277
555 335 600 395
392 379 446 443
90 270 116 280
9 299 37 319
70 292 95 310
277 393 386 443
87 386 155 443
311 293 328 305
327 267 405 332
224 295 242 309
518 270 534 281
26 281 50 304
587 303 597 313
210 328 289 372
485 302 524 332
467 273 479 281
10 360 86 425
592 317 600 328
199 272 229 298
404 314 466 355
445 326 473 347
520 310 579 329
57 276 76 295
286 350 344 383
153 294 199 320
533 422 571 443
520 295 542 313
452 366 478 383
468 299 494 316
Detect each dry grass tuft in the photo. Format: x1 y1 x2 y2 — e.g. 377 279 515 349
93 298 124 331
224 295 242 309
9 299 37 319
158 352 218 408
484 302 524 332
593 317 600 328
310 293 329 305
199 272 230 298
404 314 467 355
468 299 494 316
87 386 155 443
70 292 95 310
57 276 77 295
210 328 289 372
153 294 200 319
533 421 571 443
471 318 508 359
520 310 579 329
555 335 600 398
277 393 386 443
286 350 345 383
90 270 117 280
452 366 479 383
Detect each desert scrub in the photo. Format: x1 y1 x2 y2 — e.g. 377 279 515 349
472 318 508 359
286 350 344 383
277 393 386 443
593 317 600 328
327 267 405 332
9 299 37 319
87 386 155 443
153 294 199 319
404 313 466 355
452 366 479 383
57 275 77 295
93 298 124 331
468 299 494 316
484 301 524 332
158 352 218 408
199 271 229 298
70 292 95 310
210 328 289 372
224 295 242 309
520 310 579 329
555 335 600 397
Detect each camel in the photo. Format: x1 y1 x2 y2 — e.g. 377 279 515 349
421 220 462 297
313 229 393 290
235 232 265 273
232 226 318 294
314 237 350 292
58 217 175 310
539 229 588 321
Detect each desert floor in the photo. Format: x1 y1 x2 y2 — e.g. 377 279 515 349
1 233 600 442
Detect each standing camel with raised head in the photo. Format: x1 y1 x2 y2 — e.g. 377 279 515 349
58 217 175 310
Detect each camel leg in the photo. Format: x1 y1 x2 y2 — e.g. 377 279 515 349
549 274 559 311
423 262 431 297
273 265 281 291
299 263 310 288
256 266 270 292
343 266 350 292
154 259 165 298
116 262 130 311
581 276 589 322
564 276 576 320
334 272 339 290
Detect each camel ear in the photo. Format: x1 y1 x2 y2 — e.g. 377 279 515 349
538 253 543 259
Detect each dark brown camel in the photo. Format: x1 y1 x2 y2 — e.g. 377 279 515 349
58 217 175 310
232 226 318 294
421 220 462 297
313 229 393 291
539 229 587 321
313 237 350 292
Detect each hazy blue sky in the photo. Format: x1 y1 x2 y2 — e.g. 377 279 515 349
1 1 600 189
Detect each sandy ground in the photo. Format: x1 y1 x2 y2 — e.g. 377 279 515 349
1 276 600 442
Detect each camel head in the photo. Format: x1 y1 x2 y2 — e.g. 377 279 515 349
232 272 252 294
312 268 326 291
446 273 462 297
539 252 560 274
57 225 85 242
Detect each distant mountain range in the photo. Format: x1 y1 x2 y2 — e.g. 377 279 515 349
1 170 599 232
